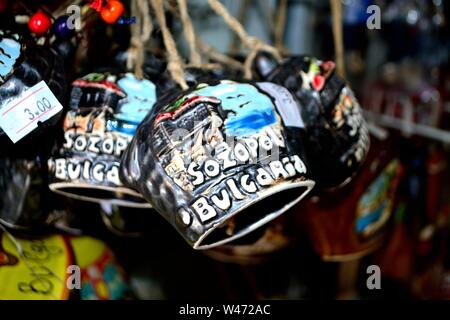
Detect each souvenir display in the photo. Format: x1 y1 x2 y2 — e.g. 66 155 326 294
0 27 67 155
258 55 370 189
0 0 448 303
48 72 156 208
295 136 403 261
120 80 315 249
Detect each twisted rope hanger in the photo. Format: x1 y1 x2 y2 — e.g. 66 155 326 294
330 0 345 78
128 0 153 79
176 0 202 66
150 0 188 90
196 38 244 71
207 0 282 79
227 0 250 56
166 1 239 70
274 0 288 54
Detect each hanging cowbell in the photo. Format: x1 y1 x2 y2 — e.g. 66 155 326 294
120 80 316 249
0 27 67 156
48 72 157 208
294 136 403 261
255 54 370 190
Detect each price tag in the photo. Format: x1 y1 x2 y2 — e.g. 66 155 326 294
257 82 305 128
0 81 63 143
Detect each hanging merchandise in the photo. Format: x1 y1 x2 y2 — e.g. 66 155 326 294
255 54 370 189
0 0 447 302
363 61 448 143
120 80 315 249
0 228 131 300
0 27 67 154
372 202 414 288
0 157 50 229
48 72 157 208
371 144 449 298
295 136 403 261
410 146 449 299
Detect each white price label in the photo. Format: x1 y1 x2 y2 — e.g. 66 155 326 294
257 82 305 128
0 81 63 143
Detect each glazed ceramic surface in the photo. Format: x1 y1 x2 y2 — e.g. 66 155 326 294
0 28 67 155
262 55 370 189
295 136 402 261
0 232 131 300
120 80 315 249
0 157 49 229
48 72 156 208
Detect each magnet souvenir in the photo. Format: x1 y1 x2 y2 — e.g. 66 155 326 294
120 80 315 249
256 54 370 189
48 72 157 208
295 136 403 261
0 28 67 156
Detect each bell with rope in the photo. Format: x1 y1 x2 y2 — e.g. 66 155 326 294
120 80 316 249
0 25 68 157
293 135 403 261
254 53 370 190
48 72 157 208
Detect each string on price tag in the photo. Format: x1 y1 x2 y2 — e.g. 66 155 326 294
0 81 63 143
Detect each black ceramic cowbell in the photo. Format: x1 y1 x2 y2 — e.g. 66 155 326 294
120 80 316 249
260 55 370 189
48 72 157 208
0 157 49 229
0 28 66 156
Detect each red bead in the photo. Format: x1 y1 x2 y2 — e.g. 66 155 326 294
28 11 52 36
100 0 125 24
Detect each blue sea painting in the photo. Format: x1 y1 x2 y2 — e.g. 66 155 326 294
116 73 157 125
195 82 277 136
0 37 20 78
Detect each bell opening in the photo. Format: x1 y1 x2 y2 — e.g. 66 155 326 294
197 185 310 249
